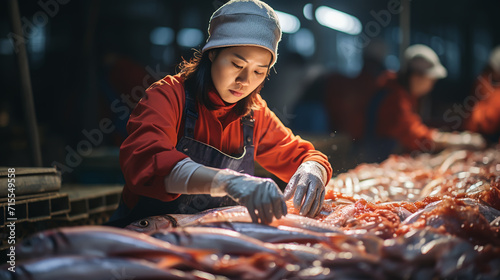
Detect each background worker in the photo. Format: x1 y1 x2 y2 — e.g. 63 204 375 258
357 44 485 163
109 0 332 227
464 46 500 142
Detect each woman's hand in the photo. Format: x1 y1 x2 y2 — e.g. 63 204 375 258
283 161 326 218
211 169 287 224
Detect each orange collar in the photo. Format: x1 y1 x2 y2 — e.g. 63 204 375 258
207 90 240 128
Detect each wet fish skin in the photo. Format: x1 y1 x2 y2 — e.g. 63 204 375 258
2 256 199 280
400 198 500 246
152 227 298 280
270 214 339 233
383 228 482 278
123 206 250 234
171 206 250 227
323 204 357 227
275 243 329 267
383 229 464 263
183 207 339 233
459 198 500 223
183 206 254 226
194 221 331 245
401 200 442 225
435 241 478 278
151 226 285 257
191 220 385 258
16 225 210 265
377 201 414 221
206 252 292 280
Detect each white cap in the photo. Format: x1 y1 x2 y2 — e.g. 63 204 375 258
403 44 447 79
202 0 282 66
489 46 500 74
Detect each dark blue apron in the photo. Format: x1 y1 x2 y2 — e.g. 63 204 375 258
355 89 398 163
107 90 255 226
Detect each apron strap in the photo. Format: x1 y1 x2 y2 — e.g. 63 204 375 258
183 90 198 138
184 89 255 146
241 110 255 146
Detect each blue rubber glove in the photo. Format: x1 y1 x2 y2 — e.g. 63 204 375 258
284 161 326 217
211 169 287 224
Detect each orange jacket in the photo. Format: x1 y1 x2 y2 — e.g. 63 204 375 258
120 74 333 208
373 71 436 151
464 69 500 135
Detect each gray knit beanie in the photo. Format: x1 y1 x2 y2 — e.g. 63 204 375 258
202 0 282 66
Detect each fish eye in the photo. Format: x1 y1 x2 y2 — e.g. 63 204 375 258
138 220 149 227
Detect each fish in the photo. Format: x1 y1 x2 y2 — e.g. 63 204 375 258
151 227 296 280
194 221 330 245
125 214 177 233
460 198 500 222
286 199 337 217
151 226 285 257
206 253 292 280
0 256 202 280
123 206 251 234
323 203 358 227
382 228 480 278
402 198 500 225
400 198 500 246
172 206 251 226
377 201 415 221
183 207 339 233
270 214 339 233
274 243 330 267
16 225 212 268
183 206 254 225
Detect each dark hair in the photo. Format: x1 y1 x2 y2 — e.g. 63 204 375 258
178 49 266 116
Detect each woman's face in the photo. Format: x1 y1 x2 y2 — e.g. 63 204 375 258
409 74 437 98
210 46 272 104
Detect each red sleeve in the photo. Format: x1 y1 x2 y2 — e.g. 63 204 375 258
378 89 436 151
119 75 188 202
465 82 500 135
253 96 333 184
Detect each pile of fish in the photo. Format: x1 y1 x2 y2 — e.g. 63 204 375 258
3 147 500 279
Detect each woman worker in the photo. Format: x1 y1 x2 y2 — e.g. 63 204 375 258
358 44 485 163
109 0 332 226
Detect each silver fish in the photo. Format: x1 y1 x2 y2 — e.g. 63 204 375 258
151 226 284 257
151 227 296 280
1 256 201 280
194 221 332 245
16 225 211 267
271 214 339 233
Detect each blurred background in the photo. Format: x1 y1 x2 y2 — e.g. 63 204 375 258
1 0 499 184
